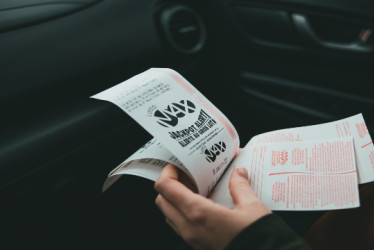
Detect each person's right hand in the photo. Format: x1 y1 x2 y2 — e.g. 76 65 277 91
155 164 271 250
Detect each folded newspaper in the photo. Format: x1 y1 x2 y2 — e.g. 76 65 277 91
91 68 374 211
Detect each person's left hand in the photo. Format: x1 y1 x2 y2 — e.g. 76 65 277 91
154 164 271 250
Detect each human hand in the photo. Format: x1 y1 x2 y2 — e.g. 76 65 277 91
154 164 271 250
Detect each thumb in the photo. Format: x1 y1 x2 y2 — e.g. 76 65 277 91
229 167 257 207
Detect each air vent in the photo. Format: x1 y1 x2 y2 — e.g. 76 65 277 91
160 5 207 54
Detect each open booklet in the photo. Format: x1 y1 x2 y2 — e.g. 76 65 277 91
92 68 374 211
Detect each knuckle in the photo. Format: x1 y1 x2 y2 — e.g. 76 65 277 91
234 179 250 189
155 195 161 207
154 178 164 192
231 180 249 194
187 207 206 224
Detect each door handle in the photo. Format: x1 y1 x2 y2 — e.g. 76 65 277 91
291 13 373 52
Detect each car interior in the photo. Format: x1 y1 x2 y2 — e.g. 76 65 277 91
1 0 374 249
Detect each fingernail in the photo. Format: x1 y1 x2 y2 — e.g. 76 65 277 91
236 168 248 180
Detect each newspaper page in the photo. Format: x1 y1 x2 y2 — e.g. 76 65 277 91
102 138 188 192
92 68 240 196
212 137 360 210
247 113 374 184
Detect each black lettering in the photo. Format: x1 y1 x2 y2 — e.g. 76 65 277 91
154 100 196 128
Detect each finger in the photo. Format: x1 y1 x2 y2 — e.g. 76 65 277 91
158 163 198 193
155 194 187 235
157 163 179 183
229 167 258 208
155 164 200 213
